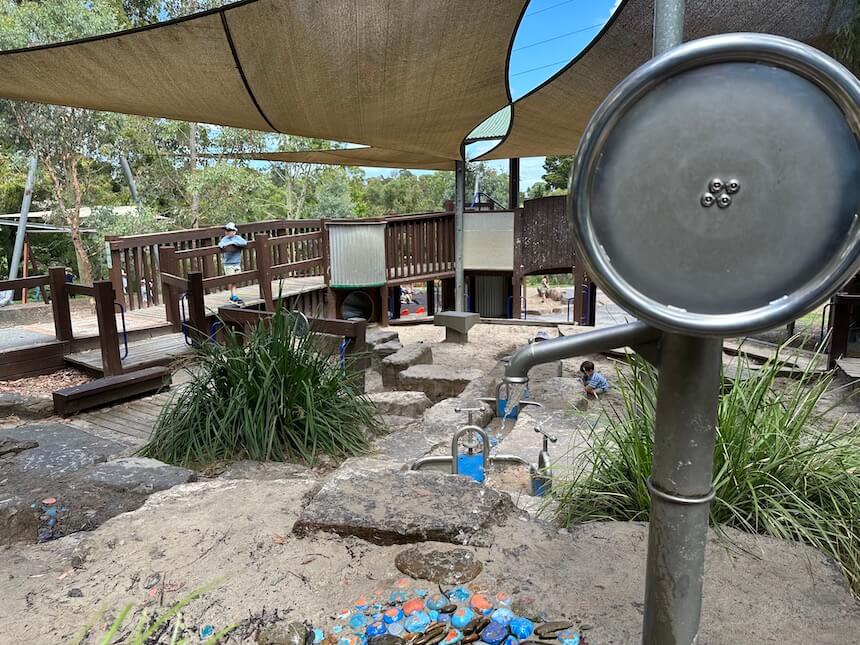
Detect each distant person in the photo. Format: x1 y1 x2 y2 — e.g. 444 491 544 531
579 360 609 397
218 222 247 303
539 275 550 304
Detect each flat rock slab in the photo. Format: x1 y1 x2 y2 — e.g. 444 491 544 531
371 429 436 463
398 365 484 402
371 340 404 369
76 457 195 493
366 328 400 347
368 391 433 418
0 423 127 478
424 398 493 440
293 470 516 546
395 546 483 583
0 392 54 420
381 344 433 387
217 460 312 481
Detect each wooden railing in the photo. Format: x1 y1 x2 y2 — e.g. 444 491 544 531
106 219 324 310
383 211 454 284
0 273 51 306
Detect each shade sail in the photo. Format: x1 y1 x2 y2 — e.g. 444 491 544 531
207 147 455 171
0 0 526 160
481 0 851 160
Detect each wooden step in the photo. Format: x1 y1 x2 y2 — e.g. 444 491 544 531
53 366 172 416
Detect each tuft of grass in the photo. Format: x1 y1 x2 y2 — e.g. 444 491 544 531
550 343 860 596
140 307 381 467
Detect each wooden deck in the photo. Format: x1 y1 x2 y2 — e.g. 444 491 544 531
836 357 860 378
73 387 174 449
65 332 192 374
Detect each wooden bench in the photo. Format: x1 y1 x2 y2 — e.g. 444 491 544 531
53 366 172 416
433 310 480 343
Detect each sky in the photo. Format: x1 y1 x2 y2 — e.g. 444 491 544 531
361 0 623 189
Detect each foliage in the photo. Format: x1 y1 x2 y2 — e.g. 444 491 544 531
541 155 574 192
71 579 234 644
550 347 860 595
834 0 860 75
141 307 381 466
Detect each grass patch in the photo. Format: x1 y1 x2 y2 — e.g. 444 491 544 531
550 345 860 595
140 308 381 467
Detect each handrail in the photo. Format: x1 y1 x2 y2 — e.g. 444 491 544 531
0 274 49 291
67 284 96 297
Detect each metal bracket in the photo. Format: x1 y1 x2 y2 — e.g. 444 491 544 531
646 477 716 505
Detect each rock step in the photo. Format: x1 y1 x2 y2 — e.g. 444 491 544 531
397 365 484 402
367 391 433 418
381 343 433 387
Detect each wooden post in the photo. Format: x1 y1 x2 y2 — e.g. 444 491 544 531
320 219 331 285
255 233 274 310
49 266 73 342
344 318 368 392
93 280 122 376
325 288 338 318
105 236 126 308
159 246 180 330
380 285 390 326
186 271 208 342
426 280 435 316
441 278 455 311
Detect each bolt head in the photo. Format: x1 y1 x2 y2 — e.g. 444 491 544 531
700 192 716 207
717 194 732 209
709 178 724 193
726 179 741 194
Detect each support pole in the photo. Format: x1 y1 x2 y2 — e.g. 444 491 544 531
643 334 721 645
508 158 520 210
0 155 37 306
119 154 143 214
454 160 465 311
653 0 685 56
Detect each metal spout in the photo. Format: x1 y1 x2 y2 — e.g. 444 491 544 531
503 321 660 381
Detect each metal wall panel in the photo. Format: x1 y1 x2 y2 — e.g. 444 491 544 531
474 274 507 317
329 223 387 288
463 211 514 271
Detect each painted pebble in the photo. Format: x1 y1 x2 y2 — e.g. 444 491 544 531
403 598 426 615
388 622 406 637
494 592 512 608
427 594 448 611
448 587 471 603
405 612 432 634
367 622 388 637
469 595 492 616
451 608 476 630
555 631 580 645
385 608 405 624
314 629 325 643
479 622 507 645
490 609 513 627
355 595 371 611
350 614 369 630
390 591 409 604
440 629 463 645
508 618 533 640
502 638 518 645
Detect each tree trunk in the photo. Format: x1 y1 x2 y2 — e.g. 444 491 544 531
68 160 93 285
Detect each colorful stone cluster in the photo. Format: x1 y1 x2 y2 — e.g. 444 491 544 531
314 581 586 645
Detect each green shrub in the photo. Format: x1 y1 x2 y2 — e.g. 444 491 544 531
140 309 381 466
550 346 860 595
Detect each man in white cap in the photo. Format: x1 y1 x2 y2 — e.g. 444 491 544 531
218 222 247 302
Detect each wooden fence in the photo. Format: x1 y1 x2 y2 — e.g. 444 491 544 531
384 211 455 284
106 219 325 310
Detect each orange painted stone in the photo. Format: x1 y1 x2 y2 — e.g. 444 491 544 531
403 598 425 615
469 594 492 615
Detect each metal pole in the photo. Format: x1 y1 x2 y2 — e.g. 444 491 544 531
119 153 143 214
509 158 520 210
0 154 37 307
454 160 465 311
643 3 724 641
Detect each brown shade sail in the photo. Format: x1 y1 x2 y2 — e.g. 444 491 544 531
0 0 526 160
480 0 850 160
206 147 455 171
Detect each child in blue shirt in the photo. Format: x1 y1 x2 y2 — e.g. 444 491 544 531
218 222 247 302
580 360 609 397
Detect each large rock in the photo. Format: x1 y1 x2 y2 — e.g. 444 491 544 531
293 470 517 546
0 392 54 420
0 495 38 545
366 328 400 347
218 460 312 481
371 429 437 463
394 546 483 583
381 344 433 387
370 340 403 369
77 457 195 493
0 423 127 477
424 397 493 440
367 391 432 418
397 365 484 402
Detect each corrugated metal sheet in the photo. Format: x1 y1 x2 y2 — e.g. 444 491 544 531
474 275 507 317
466 105 511 141
329 223 387 288
463 211 514 271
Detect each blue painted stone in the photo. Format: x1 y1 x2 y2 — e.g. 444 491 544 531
387 622 405 637
448 587 471 603
373 603 384 612
490 609 514 627
349 614 368 629
556 630 580 645
199 624 215 639
383 608 404 624
441 629 463 645
366 621 387 637
372 613 384 623
502 637 519 645
313 628 325 643
404 612 431 634
415 589 428 598
428 610 439 622
45 507 58 517
389 591 408 604
427 594 448 611
480 622 507 645
337 610 352 621
508 618 533 640
333 625 345 635
450 608 475 630
436 613 451 624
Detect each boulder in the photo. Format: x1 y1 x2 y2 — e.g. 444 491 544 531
293 469 517 546
371 340 403 369
394 546 483 583
366 328 400 347
397 365 484 402
0 495 37 545
423 397 493 441
379 415 423 433
381 344 433 387
367 391 432 418
371 429 436 463
77 457 195 493
0 392 54 420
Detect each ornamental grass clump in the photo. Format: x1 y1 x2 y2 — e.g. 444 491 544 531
141 309 380 466
550 345 860 596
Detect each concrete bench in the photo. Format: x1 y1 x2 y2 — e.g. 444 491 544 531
53 366 171 416
434 311 480 343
